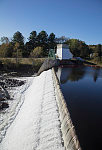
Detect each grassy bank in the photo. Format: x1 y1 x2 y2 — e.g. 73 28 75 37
0 58 46 76
85 57 102 67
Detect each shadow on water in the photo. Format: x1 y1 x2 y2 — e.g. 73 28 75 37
55 66 102 150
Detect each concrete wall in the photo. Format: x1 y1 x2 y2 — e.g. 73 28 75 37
56 44 73 60
37 59 60 75
56 44 62 60
52 68 81 150
62 48 73 60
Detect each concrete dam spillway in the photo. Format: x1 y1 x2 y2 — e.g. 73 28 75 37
0 69 81 150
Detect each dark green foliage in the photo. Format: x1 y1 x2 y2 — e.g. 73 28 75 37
28 31 37 50
12 31 24 45
66 39 80 57
0 30 101 60
28 31 37 42
48 33 56 49
37 31 48 44
65 39 92 58
24 42 32 57
28 30 55 57
37 31 48 56
96 44 102 57
12 31 25 57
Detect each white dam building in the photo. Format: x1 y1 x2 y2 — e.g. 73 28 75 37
56 44 73 60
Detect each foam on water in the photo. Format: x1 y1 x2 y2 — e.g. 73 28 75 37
0 70 65 150
0 77 33 143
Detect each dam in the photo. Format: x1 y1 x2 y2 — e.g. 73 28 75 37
0 69 81 150
0 64 102 150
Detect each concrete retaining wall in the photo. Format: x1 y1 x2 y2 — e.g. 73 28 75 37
38 59 60 75
52 68 81 150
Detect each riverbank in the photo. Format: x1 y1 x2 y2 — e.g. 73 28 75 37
85 58 102 68
0 58 45 110
0 58 45 76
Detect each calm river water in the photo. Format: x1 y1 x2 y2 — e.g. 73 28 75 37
55 66 102 150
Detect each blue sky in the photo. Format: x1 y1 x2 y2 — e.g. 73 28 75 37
0 0 102 45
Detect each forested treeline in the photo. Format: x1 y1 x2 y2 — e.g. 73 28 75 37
0 30 102 59
0 31 56 58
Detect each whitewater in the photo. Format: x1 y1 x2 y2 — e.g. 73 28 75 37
0 69 65 150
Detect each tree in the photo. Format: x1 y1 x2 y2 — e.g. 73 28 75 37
65 39 91 58
48 33 56 49
66 39 80 57
28 31 37 42
12 31 24 45
37 31 48 55
96 44 102 57
95 44 102 61
28 31 37 49
48 33 55 43
12 31 24 57
0 36 9 44
24 42 32 57
13 42 22 63
30 47 44 58
37 31 48 45
79 41 91 58
55 36 69 44
0 43 13 57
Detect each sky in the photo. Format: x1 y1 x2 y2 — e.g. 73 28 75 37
0 0 102 45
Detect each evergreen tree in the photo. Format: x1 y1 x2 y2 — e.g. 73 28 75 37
12 31 24 45
48 33 56 49
37 31 48 56
12 31 24 57
28 31 37 49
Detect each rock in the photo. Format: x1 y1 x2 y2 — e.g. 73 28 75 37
3 87 10 99
0 102 9 110
0 78 25 88
0 93 5 101
38 59 60 75
0 86 10 99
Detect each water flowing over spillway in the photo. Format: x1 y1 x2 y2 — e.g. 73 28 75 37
0 77 33 143
0 70 65 150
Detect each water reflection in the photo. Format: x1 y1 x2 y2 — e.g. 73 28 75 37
93 68 100 82
56 66 102 83
55 66 102 150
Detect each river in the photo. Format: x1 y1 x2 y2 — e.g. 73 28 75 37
55 66 102 150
